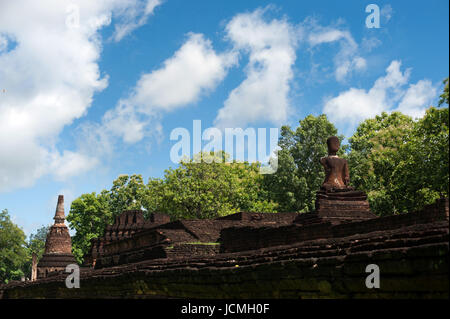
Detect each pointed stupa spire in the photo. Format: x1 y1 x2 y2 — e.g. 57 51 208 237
54 195 65 224
37 194 77 278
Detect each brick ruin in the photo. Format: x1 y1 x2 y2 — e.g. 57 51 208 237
35 195 77 279
0 141 447 298
221 198 448 253
84 210 299 269
1 192 448 298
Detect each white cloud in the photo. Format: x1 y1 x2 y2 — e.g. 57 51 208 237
101 32 236 143
214 8 300 129
102 100 150 144
111 0 162 42
98 9 372 143
308 27 366 82
0 34 8 52
0 0 160 192
361 37 382 52
131 33 236 111
397 80 437 118
323 60 437 128
308 29 349 46
49 151 99 181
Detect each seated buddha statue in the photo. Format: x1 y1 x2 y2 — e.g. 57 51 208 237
294 136 375 225
320 136 354 192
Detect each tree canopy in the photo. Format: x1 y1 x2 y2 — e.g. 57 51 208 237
438 77 449 107
21 225 50 279
348 106 448 215
0 209 28 283
146 151 277 220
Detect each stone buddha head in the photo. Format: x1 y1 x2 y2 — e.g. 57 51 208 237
326 136 340 156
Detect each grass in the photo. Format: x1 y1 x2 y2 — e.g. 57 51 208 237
182 242 220 245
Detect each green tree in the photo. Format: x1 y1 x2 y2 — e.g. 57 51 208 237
145 151 277 220
438 77 449 106
67 174 150 263
22 225 50 279
348 104 449 215
108 174 147 217
391 106 449 212
264 114 345 212
67 192 112 263
0 209 28 284
27 225 50 259
348 112 415 215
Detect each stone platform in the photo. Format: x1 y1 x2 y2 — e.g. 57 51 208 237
294 190 377 225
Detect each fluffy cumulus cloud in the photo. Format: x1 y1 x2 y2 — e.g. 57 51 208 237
49 151 99 181
101 32 237 143
396 79 437 118
104 7 300 136
0 0 161 192
308 26 366 82
323 60 437 127
130 33 236 111
102 8 370 137
214 8 300 129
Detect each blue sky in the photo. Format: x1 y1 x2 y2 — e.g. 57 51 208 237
0 0 448 236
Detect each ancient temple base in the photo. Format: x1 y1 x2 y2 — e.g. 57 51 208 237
37 254 77 278
295 189 377 225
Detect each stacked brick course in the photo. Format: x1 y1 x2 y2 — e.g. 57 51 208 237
221 198 448 253
88 211 299 268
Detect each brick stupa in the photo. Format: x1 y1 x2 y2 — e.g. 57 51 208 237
36 195 77 279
